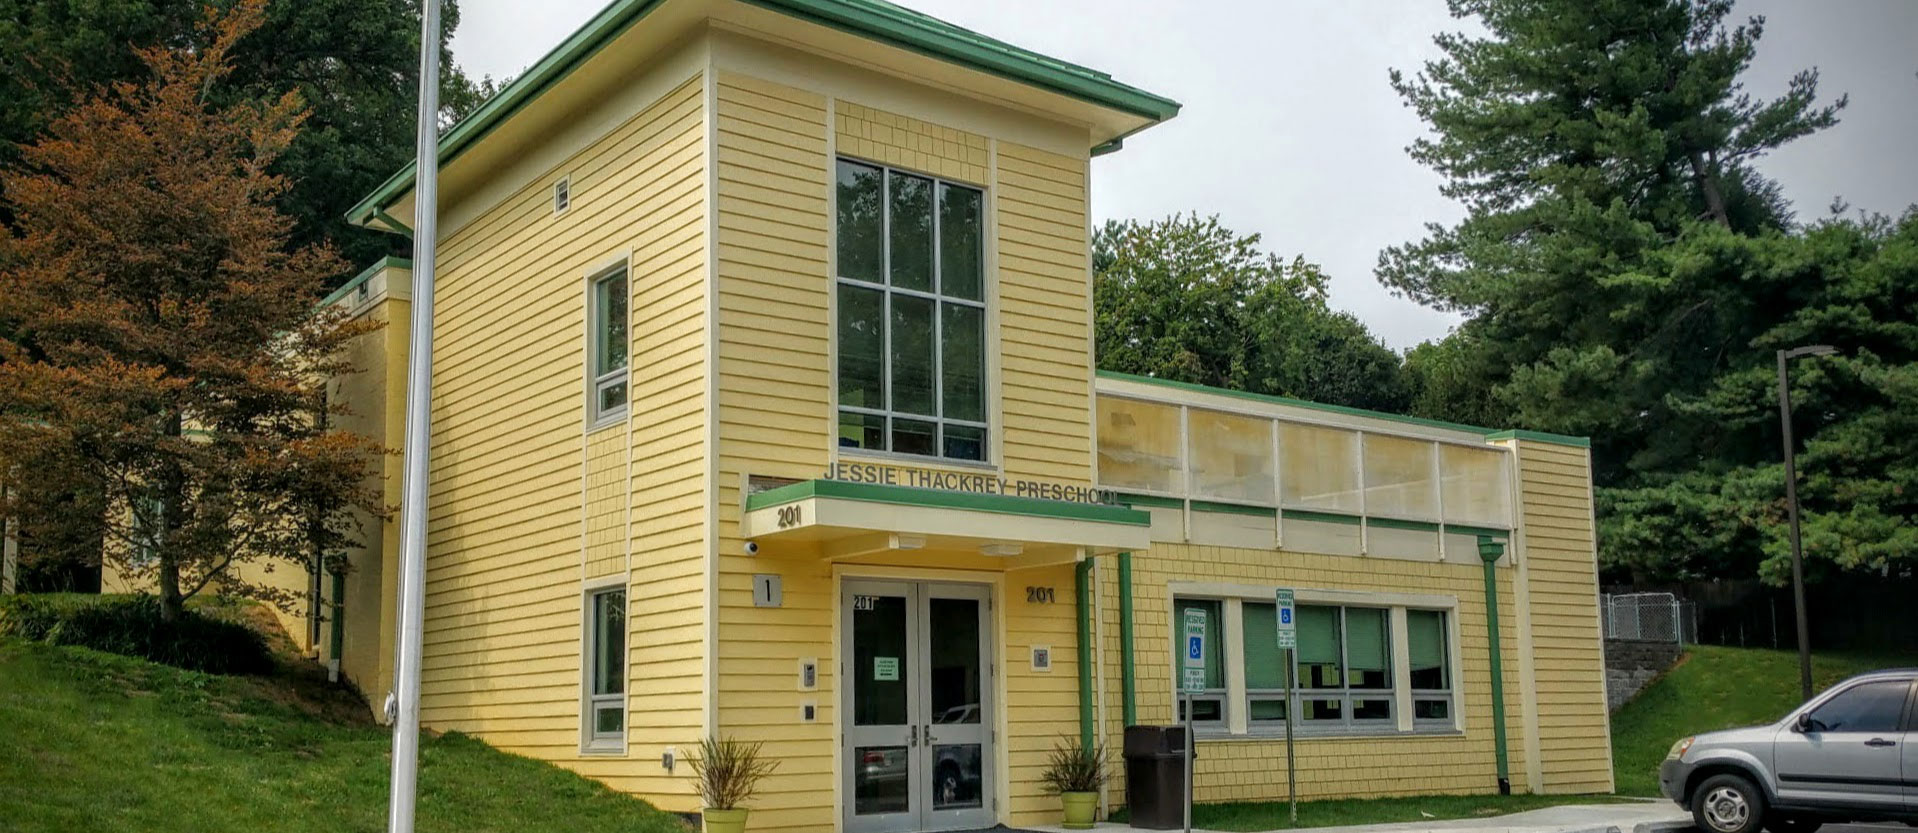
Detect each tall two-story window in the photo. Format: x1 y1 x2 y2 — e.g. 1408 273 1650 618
589 265 629 424
834 159 987 461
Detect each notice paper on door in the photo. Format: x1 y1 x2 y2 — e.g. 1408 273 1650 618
873 656 899 681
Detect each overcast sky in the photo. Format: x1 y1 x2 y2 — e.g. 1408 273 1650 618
455 0 1918 350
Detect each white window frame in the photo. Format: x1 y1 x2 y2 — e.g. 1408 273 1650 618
553 175 571 216
1293 604 1396 734
581 579 627 754
586 261 629 427
831 157 990 464
1171 596 1229 729
1407 607 1458 729
1168 583 1464 738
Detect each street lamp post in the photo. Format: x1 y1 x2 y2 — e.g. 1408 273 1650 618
1776 344 1835 703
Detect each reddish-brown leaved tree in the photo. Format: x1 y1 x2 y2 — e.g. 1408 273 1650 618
0 0 387 620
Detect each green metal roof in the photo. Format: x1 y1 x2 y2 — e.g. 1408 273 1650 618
1096 370 1593 448
347 0 1179 228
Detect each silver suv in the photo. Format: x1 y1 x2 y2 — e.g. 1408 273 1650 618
1659 669 1917 833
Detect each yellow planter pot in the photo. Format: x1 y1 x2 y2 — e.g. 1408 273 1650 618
1060 791 1098 830
702 807 750 833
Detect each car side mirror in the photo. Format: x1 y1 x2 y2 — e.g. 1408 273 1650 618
1793 713 1815 733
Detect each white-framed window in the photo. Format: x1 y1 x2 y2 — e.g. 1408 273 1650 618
1295 605 1394 731
1172 597 1227 727
1168 589 1460 737
582 584 627 751
553 176 571 215
1408 608 1455 725
833 158 988 462
588 264 628 424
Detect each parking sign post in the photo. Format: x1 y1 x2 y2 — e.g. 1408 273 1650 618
1181 607 1207 833
1275 589 1297 825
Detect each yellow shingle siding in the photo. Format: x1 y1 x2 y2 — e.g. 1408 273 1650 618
1513 440 1613 793
996 142 1093 487
1101 545 1532 803
1003 562 1082 827
837 100 990 185
415 70 708 801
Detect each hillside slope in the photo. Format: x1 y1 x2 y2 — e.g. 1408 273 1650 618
0 639 687 832
1609 643 1916 796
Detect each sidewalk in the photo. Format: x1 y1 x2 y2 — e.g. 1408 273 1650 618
1028 801 1691 833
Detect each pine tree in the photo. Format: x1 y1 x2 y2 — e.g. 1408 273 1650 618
0 0 385 619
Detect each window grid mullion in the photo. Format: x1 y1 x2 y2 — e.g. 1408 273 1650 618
879 169 894 451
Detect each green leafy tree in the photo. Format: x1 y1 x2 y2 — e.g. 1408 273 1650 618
0 0 496 272
1381 0 1918 584
1094 214 1409 412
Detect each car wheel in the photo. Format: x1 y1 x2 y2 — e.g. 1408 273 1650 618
1692 773 1765 833
1763 816 1821 833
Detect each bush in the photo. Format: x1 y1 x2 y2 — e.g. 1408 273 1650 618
0 594 273 675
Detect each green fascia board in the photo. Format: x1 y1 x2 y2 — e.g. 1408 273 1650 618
1281 508 1363 527
319 257 413 308
1097 370 1499 435
347 0 1180 228
745 479 1150 526
1365 516 1442 533
1190 500 1274 518
1113 492 1182 509
1443 523 1511 540
1482 429 1592 449
1096 370 1593 446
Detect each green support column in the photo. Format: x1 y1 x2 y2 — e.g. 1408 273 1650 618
1075 558 1095 751
1478 535 1512 795
1118 552 1136 728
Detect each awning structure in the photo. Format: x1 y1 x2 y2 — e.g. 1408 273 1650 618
740 479 1150 569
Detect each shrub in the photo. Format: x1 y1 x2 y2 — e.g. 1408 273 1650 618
1040 737 1107 794
0 594 274 675
686 735 779 810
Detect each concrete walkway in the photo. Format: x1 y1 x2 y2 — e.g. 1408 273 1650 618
1028 801 1692 833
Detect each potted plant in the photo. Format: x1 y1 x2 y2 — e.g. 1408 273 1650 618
1041 737 1107 830
688 735 779 833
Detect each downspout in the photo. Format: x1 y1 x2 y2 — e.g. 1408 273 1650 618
1075 557 1094 750
1119 552 1136 727
1478 535 1512 795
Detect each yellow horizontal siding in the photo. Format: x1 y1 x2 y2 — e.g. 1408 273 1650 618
412 70 708 802
1514 439 1612 794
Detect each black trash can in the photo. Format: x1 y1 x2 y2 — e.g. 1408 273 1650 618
1123 725 1190 830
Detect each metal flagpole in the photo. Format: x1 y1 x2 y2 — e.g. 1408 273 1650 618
387 1 441 831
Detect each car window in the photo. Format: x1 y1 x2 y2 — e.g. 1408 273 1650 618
1806 680 1911 733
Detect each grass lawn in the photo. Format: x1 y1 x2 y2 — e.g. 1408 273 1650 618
1113 792 1623 831
1609 643 1918 796
0 637 689 833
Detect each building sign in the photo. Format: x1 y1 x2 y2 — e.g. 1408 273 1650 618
823 461 1117 505
1181 607 1208 694
873 656 899 681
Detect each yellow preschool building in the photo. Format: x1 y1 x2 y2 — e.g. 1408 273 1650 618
228 0 1614 829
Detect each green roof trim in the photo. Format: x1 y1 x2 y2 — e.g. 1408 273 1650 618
1281 508 1363 527
1114 492 1183 510
1097 370 1499 436
1366 516 1442 533
1483 429 1591 449
745 479 1150 526
1190 500 1275 518
347 0 1179 228
1097 370 1594 446
320 257 412 308
1443 523 1511 539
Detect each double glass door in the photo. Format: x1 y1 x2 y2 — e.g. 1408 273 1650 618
843 580 993 833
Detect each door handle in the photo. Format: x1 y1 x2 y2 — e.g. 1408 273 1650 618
924 723 936 745
1863 737 1895 747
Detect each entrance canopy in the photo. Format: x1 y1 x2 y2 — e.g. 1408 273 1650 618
741 479 1149 569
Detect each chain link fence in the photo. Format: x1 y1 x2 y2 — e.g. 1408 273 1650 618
1600 592 1699 645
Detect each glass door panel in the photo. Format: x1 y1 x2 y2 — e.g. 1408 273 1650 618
845 581 919 833
921 586 993 830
